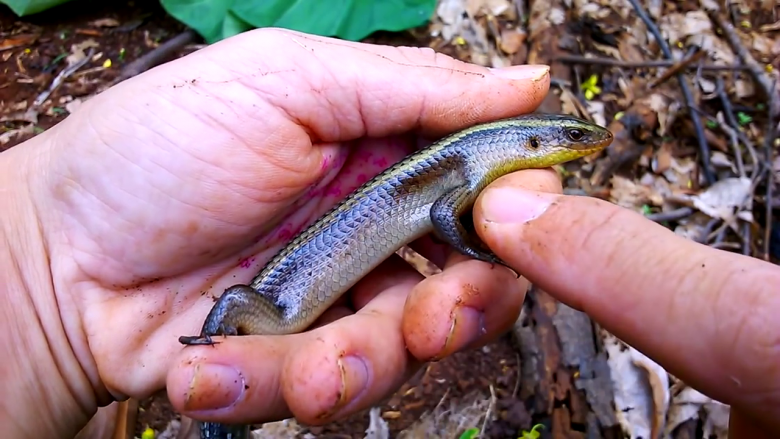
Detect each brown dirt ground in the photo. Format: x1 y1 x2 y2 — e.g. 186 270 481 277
1 1 542 437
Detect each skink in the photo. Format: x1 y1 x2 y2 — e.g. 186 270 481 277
179 113 613 438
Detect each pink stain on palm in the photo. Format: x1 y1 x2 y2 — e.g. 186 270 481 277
238 256 256 269
325 184 343 198
277 225 294 241
352 150 373 163
372 157 389 168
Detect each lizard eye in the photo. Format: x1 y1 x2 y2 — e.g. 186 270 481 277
566 128 584 141
529 137 539 148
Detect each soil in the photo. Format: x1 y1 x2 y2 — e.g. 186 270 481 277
1 1 189 145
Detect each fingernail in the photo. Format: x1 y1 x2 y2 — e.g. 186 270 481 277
481 187 557 224
437 306 485 360
184 363 245 412
489 65 550 81
326 356 370 417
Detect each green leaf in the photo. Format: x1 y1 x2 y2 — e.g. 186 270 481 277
160 0 235 45
519 424 545 439
0 0 74 15
161 0 437 43
459 428 480 439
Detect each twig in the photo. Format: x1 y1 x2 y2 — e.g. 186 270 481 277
703 5 775 100
626 0 716 185
646 207 694 223
549 77 573 88
716 78 760 181
696 217 722 244
710 241 742 251
556 55 750 71
702 1 778 260
709 220 731 244
713 104 755 255
511 353 521 399
112 29 200 85
477 385 497 439
32 47 95 108
513 0 525 26
647 49 707 89
432 387 451 414
715 77 748 179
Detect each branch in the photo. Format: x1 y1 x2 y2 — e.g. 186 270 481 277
626 0 716 185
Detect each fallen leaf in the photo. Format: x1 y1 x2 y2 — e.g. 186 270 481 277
689 177 752 223
735 78 755 99
67 39 99 67
652 141 673 174
609 175 662 209
0 124 35 145
0 33 39 51
666 386 729 439
499 28 525 54
602 330 669 439
365 407 390 439
90 18 120 28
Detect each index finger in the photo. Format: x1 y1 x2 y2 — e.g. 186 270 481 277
472 171 780 431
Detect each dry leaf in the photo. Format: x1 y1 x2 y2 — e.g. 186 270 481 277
689 177 752 223
66 39 99 67
666 386 729 439
0 124 35 145
602 331 669 439
652 142 673 174
586 101 607 128
499 28 525 54
0 33 39 51
90 18 120 28
365 407 390 439
609 175 659 209
735 78 755 99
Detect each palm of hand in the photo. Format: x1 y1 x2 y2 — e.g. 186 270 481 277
40 81 425 398
11 28 547 429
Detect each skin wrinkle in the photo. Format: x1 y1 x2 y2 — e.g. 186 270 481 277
46 151 156 285
268 46 357 143
728 284 780 398
249 76 335 143
2 185 95 438
313 52 363 141
541 203 626 312
230 132 319 202
68 101 310 280
703 259 743 376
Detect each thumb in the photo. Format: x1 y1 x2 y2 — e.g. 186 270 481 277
473 172 780 431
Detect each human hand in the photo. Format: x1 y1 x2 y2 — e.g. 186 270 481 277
472 170 780 438
0 28 554 438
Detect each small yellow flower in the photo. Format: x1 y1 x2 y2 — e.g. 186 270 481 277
580 74 602 100
141 427 155 439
